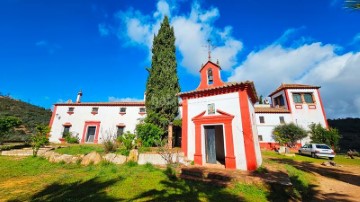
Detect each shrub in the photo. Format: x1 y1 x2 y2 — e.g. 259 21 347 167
64 132 79 144
117 131 137 151
30 124 50 157
136 123 164 147
309 123 341 150
272 123 307 147
103 138 117 153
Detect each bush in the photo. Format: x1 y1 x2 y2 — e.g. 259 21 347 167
117 131 137 151
272 123 307 147
64 132 79 144
30 124 50 157
136 123 164 147
103 138 117 153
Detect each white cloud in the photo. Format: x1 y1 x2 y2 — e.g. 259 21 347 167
35 40 47 47
113 0 243 74
108 96 144 102
98 23 110 36
154 0 171 18
228 32 360 118
35 40 61 54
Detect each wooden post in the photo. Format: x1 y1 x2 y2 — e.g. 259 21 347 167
168 122 173 149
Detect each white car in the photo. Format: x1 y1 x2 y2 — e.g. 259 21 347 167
298 143 335 160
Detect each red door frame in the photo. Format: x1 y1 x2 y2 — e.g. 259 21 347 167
192 110 236 169
81 121 101 143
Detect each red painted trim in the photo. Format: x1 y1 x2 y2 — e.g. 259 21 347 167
81 121 101 143
91 111 98 115
47 105 57 137
192 109 236 169
62 122 72 126
181 99 188 156
67 111 74 115
295 105 303 109
284 90 292 113
308 105 316 109
239 90 257 171
316 89 329 128
138 112 146 116
119 112 126 116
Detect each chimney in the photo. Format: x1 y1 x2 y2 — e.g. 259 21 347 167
76 90 82 103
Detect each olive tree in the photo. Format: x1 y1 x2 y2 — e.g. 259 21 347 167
272 123 307 147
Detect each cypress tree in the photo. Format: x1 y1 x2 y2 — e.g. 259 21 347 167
145 16 180 131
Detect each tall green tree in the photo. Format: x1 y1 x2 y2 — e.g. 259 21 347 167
272 123 307 147
145 16 180 131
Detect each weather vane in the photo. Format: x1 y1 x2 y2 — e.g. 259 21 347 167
204 39 216 61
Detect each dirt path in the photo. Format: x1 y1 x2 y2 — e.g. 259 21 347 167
311 164 360 202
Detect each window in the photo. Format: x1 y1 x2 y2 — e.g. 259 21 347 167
258 135 263 141
274 95 285 106
292 93 302 103
279 116 285 124
303 93 314 103
120 107 126 113
92 107 98 113
207 69 213 84
117 126 124 137
139 107 146 113
259 116 265 123
62 126 71 138
68 107 74 112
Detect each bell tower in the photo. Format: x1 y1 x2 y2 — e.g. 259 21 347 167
197 60 224 90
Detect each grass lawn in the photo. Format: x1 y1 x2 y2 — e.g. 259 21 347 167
3 146 358 201
0 156 269 202
54 144 105 155
262 150 360 166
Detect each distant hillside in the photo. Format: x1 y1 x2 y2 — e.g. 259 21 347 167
328 118 360 152
0 96 52 141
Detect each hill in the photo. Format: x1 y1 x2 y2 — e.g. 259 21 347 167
0 96 52 141
328 118 360 152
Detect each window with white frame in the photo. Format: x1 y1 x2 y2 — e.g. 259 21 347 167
120 107 126 113
259 116 265 124
279 116 285 124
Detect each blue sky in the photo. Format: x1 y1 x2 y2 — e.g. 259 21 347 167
1 0 359 118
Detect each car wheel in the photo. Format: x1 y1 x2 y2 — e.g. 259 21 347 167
329 157 334 160
311 152 316 158
298 150 302 155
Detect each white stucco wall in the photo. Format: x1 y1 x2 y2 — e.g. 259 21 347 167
249 98 262 167
49 105 146 143
255 88 327 146
187 92 260 170
255 113 292 142
286 88 327 144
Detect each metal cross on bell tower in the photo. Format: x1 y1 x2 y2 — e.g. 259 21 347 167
207 39 213 61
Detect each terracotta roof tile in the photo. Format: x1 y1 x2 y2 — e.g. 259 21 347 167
269 83 320 96
178 81 258 103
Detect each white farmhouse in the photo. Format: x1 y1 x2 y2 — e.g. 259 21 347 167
48 60 328 171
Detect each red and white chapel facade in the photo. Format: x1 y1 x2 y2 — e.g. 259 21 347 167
178 61 262 171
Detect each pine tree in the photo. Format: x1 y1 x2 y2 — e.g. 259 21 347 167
145 16 180 131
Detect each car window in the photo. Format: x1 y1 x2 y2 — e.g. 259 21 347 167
315 144 330 149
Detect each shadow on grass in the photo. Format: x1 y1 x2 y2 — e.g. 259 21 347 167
9 177 124 202
271 157 360 186
268 158 356 201
131 168 244 201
